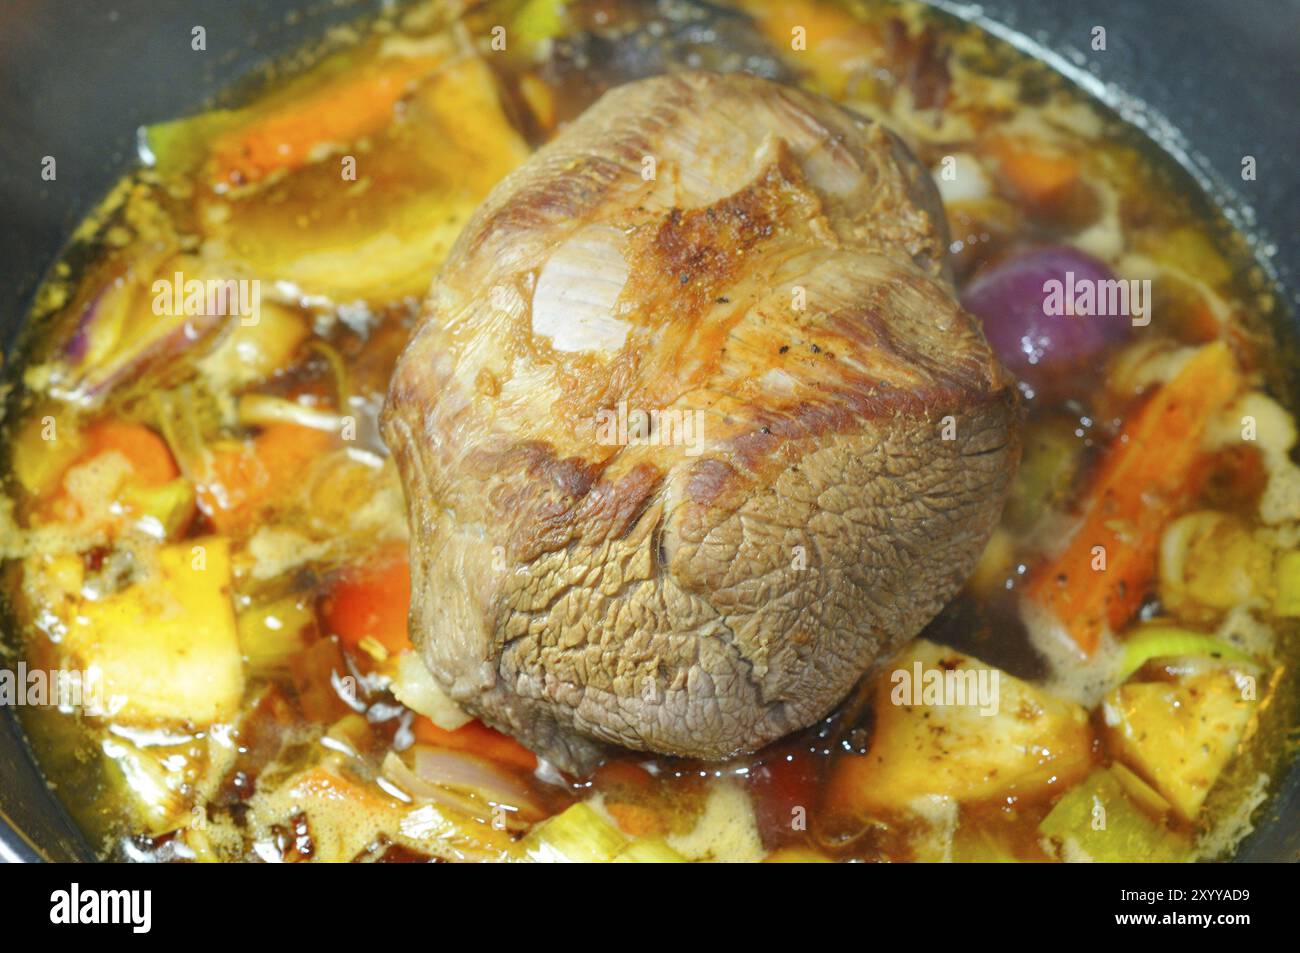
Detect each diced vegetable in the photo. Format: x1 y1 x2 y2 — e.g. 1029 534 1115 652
236 593 316 672
322 546 413 656
201 53 531 304
1116 624 1257 683
389 651 472 730
1025 342 1242 654
825 640 1093 816
521 802 629 863
195 423 333 534
9 407 84 496
960 244 1126 391
266 764 515 863
381 747 547 832
950 825 1020 863
1038 769 1189 862
521 802 689 863
102 737 201 838
986 136 1080 208
61 538 244 725
82 420 180 486
42 420 193 536
763 846 833 863
35 253 233 404
1109 761 1174 818
206 53 445 189
1158 511 1272 620
1102 669 1256 821
196 302 308 390
120 476 197 541
513 0 570 45
1273 551 1300 617
741 0 880 98
411 716 539 773
612 838 687 863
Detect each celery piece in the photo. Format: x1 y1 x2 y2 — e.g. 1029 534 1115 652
951 826 1019 863
612 838 687 863
513 0 568 45
1039 769 1189 862
521 802 628 863
763 846 835 863
1117 625 1255 682
1274 551 1300 617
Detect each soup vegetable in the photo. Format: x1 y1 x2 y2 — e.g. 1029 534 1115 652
1 0 1295 862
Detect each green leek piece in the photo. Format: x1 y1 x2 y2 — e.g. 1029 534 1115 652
1274 551 1300 617
612 837 687 863
1039 769 1189 862
521 802 628 863
1118 626 1255 682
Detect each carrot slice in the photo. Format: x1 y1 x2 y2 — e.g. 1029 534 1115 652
1025 342 1241 654
207 55 441 188
39 421 186 531
988 136 1080 207
81 421 179 486
412 716 539 773
322 546 413 656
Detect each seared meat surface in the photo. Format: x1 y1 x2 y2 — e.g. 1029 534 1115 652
383 71 1020 773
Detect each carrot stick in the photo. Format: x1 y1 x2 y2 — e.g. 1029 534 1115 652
1025 342 1241 654
207 55 441 188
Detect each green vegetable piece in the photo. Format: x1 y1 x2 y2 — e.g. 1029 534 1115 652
1118 625 1255 682
1039 769 1189 863
521 802 627 863
612 837 687 863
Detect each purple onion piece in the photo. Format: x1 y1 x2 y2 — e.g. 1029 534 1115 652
960 245 1130 392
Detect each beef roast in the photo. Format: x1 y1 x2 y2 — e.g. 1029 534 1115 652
382 71 1020 774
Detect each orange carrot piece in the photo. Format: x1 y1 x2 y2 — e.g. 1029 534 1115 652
1025 342 1241 654
196 423 332 533
989 137 1080 207
322 545 413 656
81 421 179 486
412 717 539 773
207 55 440 188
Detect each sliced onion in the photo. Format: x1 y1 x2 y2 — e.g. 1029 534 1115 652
381 746 546 831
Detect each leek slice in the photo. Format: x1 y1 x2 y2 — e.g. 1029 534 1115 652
521 803 627 863
1118 626 1255 682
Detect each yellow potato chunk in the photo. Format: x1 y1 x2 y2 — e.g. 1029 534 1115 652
1102 670 1255 822
827 640 1093 816
63 538 243 726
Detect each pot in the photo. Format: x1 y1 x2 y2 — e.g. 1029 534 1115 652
0 0 1295 862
